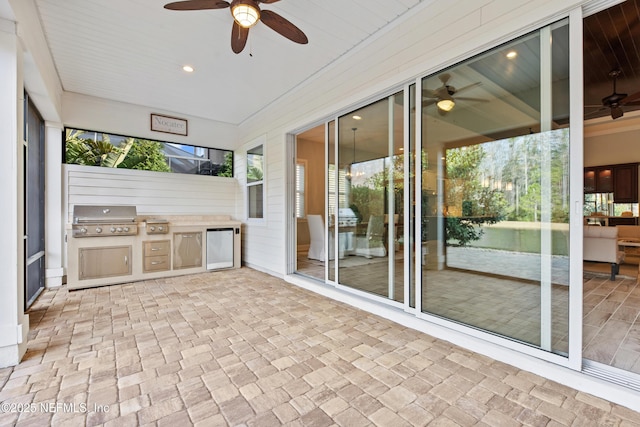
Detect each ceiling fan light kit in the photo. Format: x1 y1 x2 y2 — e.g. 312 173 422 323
423 73 487 113
231 1 260 28
164 0 308 54
437 97 455 112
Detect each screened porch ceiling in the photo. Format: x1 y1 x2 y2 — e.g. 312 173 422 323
22 0 640 152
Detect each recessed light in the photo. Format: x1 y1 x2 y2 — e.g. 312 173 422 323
352 115 362 120
506 51 517 59
182 65 194 73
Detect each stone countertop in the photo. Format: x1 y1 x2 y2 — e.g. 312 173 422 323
138 215 241 227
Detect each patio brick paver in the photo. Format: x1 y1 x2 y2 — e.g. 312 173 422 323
0 267 639 426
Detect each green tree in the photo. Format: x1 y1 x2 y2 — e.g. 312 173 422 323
120 139 170 172
216 152 234 177
65 130 119 166
65 130 170 172
445 145 505 246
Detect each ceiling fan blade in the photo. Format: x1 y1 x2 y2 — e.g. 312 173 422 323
621 90 640 105
422 91 438 99
260 9 308 44
257 0 280 3
584 106 608 118
438 73 451 85
231 21 249 54
164 0 229 10
455 96 489 103
454 82 482 95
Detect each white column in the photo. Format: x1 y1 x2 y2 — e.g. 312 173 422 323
0 18 28 367
45 121 64 287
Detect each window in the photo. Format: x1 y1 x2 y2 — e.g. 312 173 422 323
64 128 233 177
328 164 347 215
296 160 306 218
247 144 264 219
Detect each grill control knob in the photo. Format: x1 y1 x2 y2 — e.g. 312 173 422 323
123 227 130 232
158 226 164 232
110 227 116 233
149 226 156 232
80 227 87 234
95 227 102 233
116 227 123 232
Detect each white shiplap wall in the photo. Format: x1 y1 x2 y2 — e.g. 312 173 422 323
237 0 585 276
64 164 238 223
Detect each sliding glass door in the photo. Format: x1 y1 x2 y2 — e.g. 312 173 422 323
291 15 579 365
419 20 571 354
331 92 405 302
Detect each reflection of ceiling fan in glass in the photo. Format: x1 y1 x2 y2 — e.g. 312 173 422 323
585 69 640 120
164 0 308 54
422 73 489 114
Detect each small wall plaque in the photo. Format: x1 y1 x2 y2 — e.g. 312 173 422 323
150 113 188 136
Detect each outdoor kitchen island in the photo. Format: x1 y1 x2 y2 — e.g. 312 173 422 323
66 213 241 290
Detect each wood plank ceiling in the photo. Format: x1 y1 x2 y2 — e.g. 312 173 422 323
30 0 640 126
33 0 421 125
584 0 640 119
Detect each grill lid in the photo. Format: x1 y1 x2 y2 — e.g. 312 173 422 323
73 205 137 224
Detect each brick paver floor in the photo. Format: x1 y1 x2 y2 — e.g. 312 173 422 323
1 268 639 426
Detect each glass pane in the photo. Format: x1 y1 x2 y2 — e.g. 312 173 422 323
65 128 234 177
336 91 405 302
247 145 264 183
420 20 570 355
27 114 45 256
248 184 264 218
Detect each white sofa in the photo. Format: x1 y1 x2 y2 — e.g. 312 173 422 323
583 225 625 280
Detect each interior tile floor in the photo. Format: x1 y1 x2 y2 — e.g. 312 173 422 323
3 268 639 426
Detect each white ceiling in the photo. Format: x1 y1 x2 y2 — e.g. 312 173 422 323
32 0 421 125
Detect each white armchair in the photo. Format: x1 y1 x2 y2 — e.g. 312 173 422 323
307 214 326 261
583 225 625 280
355 215 387 258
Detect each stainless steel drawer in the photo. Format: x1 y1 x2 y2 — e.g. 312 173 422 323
143 255 170 272
143 240 170 257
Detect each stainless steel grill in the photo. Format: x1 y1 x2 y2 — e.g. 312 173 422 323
337 208 358 227
71 205 138 237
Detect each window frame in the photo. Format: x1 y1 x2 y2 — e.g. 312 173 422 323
246 142 265 222
63 127 234 177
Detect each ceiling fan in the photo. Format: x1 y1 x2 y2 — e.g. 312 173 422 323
585 69 640 120
164 0 308 54
422 73 488 114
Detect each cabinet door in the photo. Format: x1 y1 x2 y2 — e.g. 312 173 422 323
584 168 596 193
596 166 613 192
79 246 131 280
173 232 202 269
613 163 639 203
